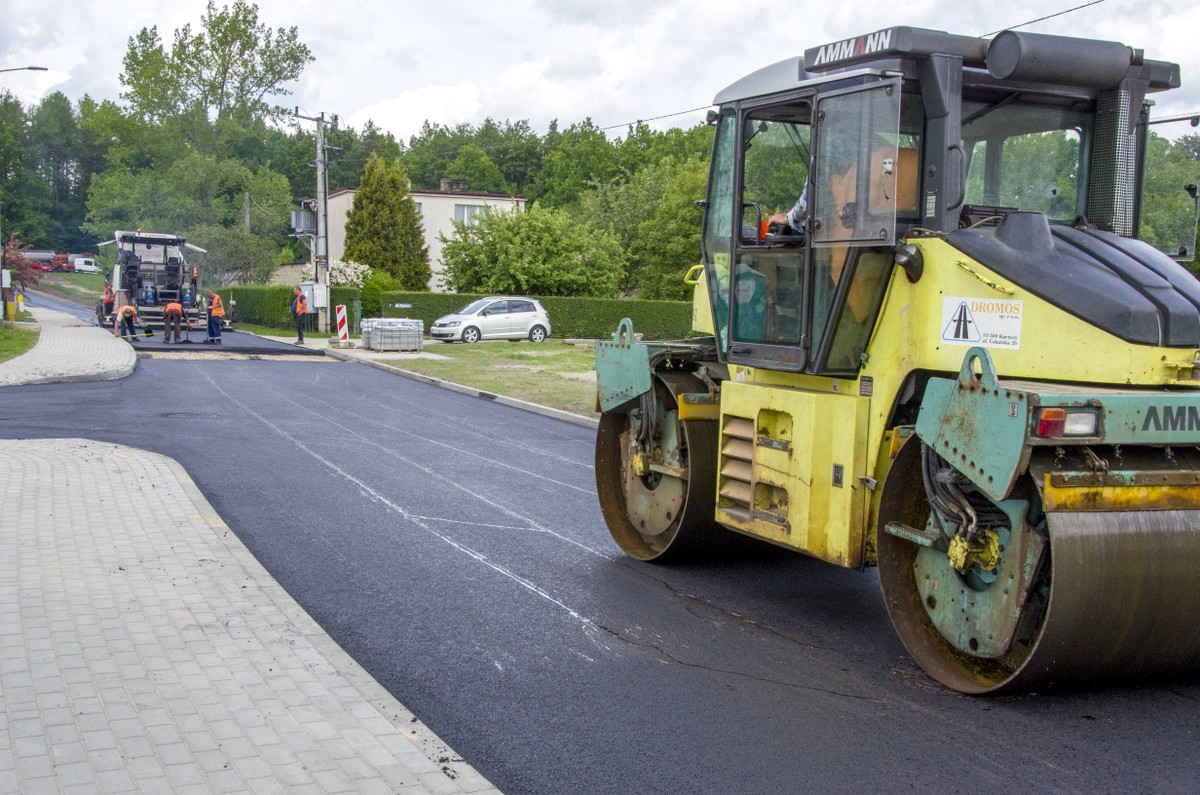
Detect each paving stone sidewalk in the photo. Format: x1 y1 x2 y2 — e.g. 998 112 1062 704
1 304 501 793
0 306 134 387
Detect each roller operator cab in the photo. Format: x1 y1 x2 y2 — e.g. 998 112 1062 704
594 28 1200 694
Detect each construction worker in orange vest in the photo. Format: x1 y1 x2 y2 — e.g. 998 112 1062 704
102 282 115 316
113 305 140 338
291 286 309 345
204 289 224 344
163 301 188 343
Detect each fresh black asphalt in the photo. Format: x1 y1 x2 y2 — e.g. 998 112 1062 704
4 302 1199 793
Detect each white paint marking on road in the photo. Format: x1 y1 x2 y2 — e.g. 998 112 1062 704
253 378 613 560
350 385 594 472
205 372 605 630
304 387 595 495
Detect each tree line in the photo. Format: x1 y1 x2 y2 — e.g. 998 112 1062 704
3 0 1195 301
0 0 713 300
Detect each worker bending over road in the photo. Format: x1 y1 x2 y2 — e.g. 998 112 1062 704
163 301 188 343
113 305 140 339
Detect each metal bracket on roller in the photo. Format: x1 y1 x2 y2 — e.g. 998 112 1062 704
595 318 653 414
915 347 1032 504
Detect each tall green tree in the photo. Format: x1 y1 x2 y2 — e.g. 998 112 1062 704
445 144 509 194
343 153 430 289
403 121 465 190
573 161 676 294
120 0 313 156
473 118 542 195
324 121 406 193
613 121 715 178
531 118 617 207
0 93 50 246
83 0 312 283
27 92 90 252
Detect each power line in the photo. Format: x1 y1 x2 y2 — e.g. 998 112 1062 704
981 0 1108 37
599 105 712 132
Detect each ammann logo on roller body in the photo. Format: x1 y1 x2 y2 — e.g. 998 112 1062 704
810 30 896 68
1142 404 1200 432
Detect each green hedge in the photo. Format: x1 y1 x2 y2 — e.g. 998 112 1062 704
229 285 694 340
378 292 694 340
226 285 362 332
225 285 295 328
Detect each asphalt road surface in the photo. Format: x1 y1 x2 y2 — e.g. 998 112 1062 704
3 345 1199 793
25 289 320 356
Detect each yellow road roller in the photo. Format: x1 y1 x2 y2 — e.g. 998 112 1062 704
594 27 1200 693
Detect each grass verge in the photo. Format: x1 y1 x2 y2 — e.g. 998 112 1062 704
380 340 599 417
0 324 40 364
35 272 106 304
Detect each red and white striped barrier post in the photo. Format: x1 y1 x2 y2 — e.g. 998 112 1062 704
335 304 349 345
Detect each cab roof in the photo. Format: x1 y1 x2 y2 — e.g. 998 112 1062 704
712 26 1178 106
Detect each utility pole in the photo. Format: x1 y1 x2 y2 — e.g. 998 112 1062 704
295 108 338 333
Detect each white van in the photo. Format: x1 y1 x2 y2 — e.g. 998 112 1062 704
74 257 99 274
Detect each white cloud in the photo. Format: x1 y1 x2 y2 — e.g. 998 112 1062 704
348 81 482 137
5 0 1198 141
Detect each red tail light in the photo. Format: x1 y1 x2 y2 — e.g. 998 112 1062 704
1037 407 1066 437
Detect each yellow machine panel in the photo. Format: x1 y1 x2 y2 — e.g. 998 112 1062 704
717 379 870 567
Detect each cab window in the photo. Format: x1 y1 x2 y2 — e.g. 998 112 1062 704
703 107 738 347
729 101 811 360
961 99 1091 222
809 82 905 373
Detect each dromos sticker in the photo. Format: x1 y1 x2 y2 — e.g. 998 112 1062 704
941 297 1023 350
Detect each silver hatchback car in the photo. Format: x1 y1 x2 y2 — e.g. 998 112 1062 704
430 296 552 343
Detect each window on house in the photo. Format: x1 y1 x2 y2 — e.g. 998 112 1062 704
455 204 485 224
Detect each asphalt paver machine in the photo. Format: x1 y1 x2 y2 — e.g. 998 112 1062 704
99 230 209 330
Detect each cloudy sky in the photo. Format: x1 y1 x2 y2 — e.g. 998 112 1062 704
4 0 1199 142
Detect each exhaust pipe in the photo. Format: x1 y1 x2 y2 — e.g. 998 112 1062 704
986 30 1141 88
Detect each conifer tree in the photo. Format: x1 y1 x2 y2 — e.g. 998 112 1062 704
343 153 430 290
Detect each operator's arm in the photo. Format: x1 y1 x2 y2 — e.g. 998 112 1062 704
768 186 808 235
785 187 807 233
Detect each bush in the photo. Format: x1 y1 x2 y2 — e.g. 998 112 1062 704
233 284 693 340
225 285 295 328
360 271 402 319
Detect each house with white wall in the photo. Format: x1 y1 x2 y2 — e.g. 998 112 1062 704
325 179 526 291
